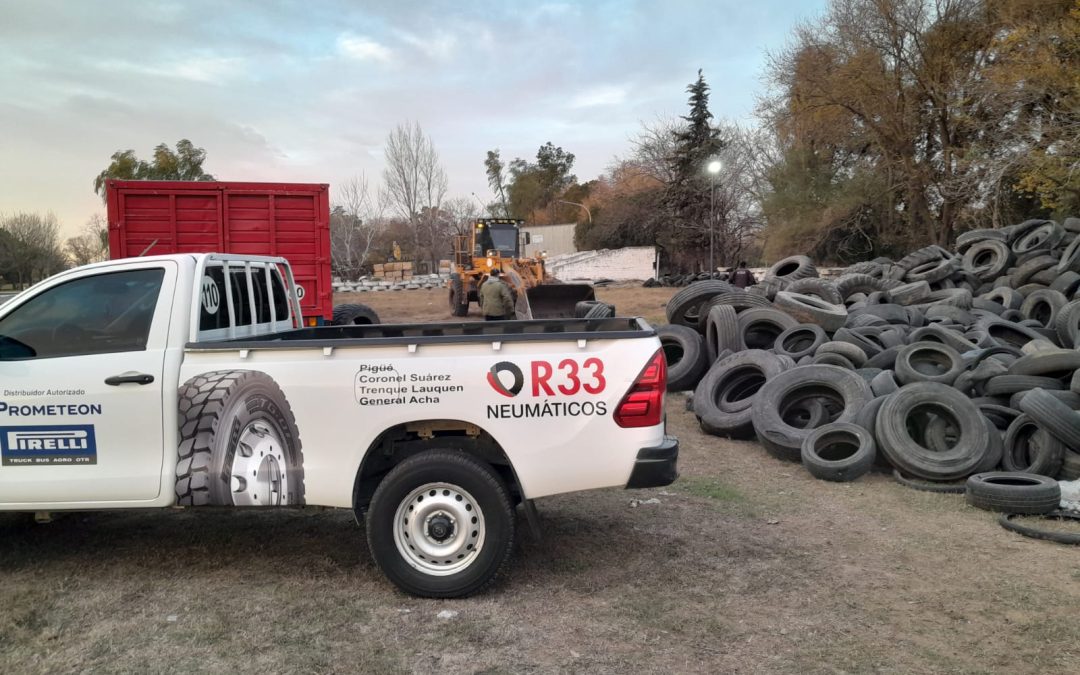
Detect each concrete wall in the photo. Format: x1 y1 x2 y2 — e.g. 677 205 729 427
521 223 577 258
546 246 658 281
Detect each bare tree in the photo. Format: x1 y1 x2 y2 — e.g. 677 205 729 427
0 212 67 287
382 121 448 265
330 175 385 280
65 213 109 267
624 114 680 184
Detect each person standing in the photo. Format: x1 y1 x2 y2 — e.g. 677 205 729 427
730 261 756 289
480 269 514 321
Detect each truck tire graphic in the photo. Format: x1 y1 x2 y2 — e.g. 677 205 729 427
176 370 305 506
366 450 515 598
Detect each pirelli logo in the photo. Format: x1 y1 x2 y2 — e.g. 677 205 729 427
0 425 97 465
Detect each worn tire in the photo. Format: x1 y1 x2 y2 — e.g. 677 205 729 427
800 423 876 482
658 324 708 392
332 302 381 325
666 281 731 329
894 342 964 386
1019 388 1080 450
999 512 1080 545
752 365 873 462
737 307 798 350
176 370 305 507
892 470 967 494
786 277 843 305
694 350 785 438
1002 414 1066 477
705 305 743 361
876 382 989 480
366 450 515 598
767 255 818 282
965 472 1061 514
584 302 616 319
773 291 847 332
773 324 828 360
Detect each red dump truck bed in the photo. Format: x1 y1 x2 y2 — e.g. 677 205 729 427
105 180 332 323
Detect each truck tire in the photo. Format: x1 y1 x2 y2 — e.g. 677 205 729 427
965 472 1061 514
800 423 876 482
449 274 469 317
584 302 616 319
1002 414 1065 477
365 450 515 598
693 350 784 438
332 303 381 325
752 365 873 462
176 370 305 507
658 324 708 391
875 382 988 480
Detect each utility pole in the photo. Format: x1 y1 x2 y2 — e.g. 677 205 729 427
707 159 722 276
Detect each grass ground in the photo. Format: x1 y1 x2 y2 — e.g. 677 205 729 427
1 285 1078 673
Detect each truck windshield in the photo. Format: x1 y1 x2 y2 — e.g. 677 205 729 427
475 226 519 258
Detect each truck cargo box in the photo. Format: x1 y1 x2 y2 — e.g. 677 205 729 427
106 180 331 322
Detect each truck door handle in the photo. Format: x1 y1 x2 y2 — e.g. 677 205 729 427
105 372 155 386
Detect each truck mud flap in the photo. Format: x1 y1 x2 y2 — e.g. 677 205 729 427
625 436 679 489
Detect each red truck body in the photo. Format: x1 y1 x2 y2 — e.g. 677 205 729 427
106 180 332 323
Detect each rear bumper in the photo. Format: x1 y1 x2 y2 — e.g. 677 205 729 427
625 435 679 489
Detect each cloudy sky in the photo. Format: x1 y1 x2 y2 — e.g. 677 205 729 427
1 0 826 237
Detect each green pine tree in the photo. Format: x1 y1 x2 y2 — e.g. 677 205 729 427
664 70 725 260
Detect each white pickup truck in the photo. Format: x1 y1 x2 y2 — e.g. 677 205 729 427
0 253 678 597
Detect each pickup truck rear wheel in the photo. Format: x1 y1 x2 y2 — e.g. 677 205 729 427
366 450 514 598
176 371 305 506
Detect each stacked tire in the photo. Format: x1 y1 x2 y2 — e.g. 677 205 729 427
658 216 1080 512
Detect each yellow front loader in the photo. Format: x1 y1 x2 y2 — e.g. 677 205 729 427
447 219 595 319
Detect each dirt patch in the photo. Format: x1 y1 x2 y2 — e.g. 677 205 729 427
2 288 1078 673
335 284 672 327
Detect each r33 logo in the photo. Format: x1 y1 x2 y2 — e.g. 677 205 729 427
487 359 606 398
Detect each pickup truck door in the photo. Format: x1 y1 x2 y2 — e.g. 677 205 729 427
0 260 176 505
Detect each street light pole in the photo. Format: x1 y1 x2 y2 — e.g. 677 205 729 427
555 199 592 224
707 160 722 276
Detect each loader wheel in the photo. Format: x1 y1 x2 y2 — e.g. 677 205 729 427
449 274 469 317
176 370 304 506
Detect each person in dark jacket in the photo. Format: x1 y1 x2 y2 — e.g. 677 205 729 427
730 261 756 289
479 269 514 320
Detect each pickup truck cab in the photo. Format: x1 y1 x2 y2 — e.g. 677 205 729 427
0 253 677 597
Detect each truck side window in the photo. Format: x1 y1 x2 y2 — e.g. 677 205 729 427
0 269 164 360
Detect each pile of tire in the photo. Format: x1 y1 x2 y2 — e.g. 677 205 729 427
648 271 730 288
657 218 1080 530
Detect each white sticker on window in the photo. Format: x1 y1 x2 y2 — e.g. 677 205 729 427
201 276 221 314
296 284 306 300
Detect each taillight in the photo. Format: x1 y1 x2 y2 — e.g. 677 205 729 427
614 348 667 428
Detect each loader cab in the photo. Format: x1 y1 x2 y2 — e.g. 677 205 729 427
473 219 527 258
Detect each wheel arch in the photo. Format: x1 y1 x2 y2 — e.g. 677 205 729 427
352 419 521 514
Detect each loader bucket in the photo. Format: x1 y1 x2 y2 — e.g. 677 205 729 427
524 284 596 319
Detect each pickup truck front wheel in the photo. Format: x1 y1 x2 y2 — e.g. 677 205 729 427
366 450 514 598
176 371 305 507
